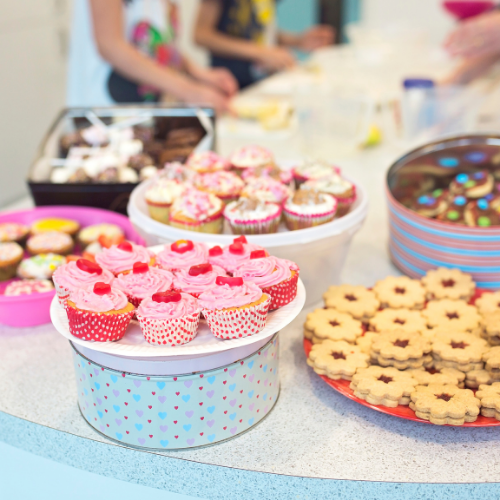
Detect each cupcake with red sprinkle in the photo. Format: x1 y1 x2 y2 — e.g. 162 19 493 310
207 236 266 274
233 253 299 310
185 151 230 174
194 171 245 204
53 258 114 305
136 291 200 345
113 262 174 308
283 190 337 230
172 263 227 298
95 241 155 275
155 240 208 272
198 276 271 339
66 282 135 342
224 198 282 235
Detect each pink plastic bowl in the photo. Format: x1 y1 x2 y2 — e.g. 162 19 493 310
0 206 144 327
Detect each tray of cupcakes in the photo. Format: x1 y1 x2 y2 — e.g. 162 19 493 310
0 206 143 327
304 267 500 426
50 236 305 357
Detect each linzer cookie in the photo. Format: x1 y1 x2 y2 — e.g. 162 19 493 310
475 383 500 419
482 311 500 345
350 366 417 407
421 268 475 301
409 384 480 425
483 346 500 373
304 308 363 344
431 332 488 372
307 340 369 380
369 308 427 334
410 366 465 387
356 332 379 354
475 291 500 316
373 276 426 310
465 369 500 389
323 285 380 321
370 330 432 370
422 299 482 334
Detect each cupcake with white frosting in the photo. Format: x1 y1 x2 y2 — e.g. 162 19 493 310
145 177 186 224
283 190 337 230
292 160 341 186
224 198 282 234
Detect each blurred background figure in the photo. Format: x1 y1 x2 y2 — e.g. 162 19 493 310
194 0 335 89
67 0 238 112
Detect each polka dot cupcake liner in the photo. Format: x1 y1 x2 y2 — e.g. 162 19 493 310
53 281 70 307
66 306 134 342
202 296 271 340
262 272 299 310
136 310 201 346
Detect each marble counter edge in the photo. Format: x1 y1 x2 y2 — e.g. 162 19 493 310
1 410 500 500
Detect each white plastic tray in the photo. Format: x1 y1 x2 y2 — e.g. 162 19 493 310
51 278 305 359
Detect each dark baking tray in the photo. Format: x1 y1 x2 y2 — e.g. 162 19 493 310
28 105 216 214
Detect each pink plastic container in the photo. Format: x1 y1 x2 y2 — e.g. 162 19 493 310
0 206 144 327
443 1 494 20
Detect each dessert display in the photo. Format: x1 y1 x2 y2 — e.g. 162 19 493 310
4 279 53 296
78 223 124 248
305 266 500 425
17 254 65 280
26 231 74 256
31 218 80 237
141 146 358 234
53 237 299 345
0 223 29 244
0 242 24 280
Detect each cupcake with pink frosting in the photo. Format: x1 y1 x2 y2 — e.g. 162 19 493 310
241 163 294 186
113 262 174 308
233 254 299 310
53 258 114 305
95 241 155 275
155 240 208 272
172 263 227 298
136 291 200 345
198 276 271 339
66 282 135 342
230 145 274 174
194 171 244 204
185 151 230 174
207 236 266 274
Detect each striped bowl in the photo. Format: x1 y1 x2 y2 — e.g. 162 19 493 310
387 134 500 289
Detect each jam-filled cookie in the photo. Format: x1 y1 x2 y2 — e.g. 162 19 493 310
305 308 363 344
436 195 468 224
464 196 500 227
307 340 370 381
482 311 500 345
369 308 427 334
464 369 500 389
483 346 500 373
475 383 500 419
373 275 426 310
422 299 482 334
409 384 480 425
411 189 448 218
475 291 500 315
450 170 494 199
350 366 417 407
410 366 465 387
355 332 379 354
323 285 380 321
421 267 475 301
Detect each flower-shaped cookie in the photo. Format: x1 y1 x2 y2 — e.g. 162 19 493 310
350 366 417 407
421 267 475 301
370 330 432 370
465 369 500 389
307 340 369 380
410 384 480 425
422 299 482 333
410 366 465 387
369 308 427 334
475 291 500 315
373 276 426 310
483 346 500 372
431 332 488 372
305 308 363 344
476 383 500 419
482 311 500 345
323 285 380 321
356 332 379 354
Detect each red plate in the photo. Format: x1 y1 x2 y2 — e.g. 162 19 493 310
304 288 500 427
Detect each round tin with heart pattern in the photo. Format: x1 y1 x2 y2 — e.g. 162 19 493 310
73 334 280 450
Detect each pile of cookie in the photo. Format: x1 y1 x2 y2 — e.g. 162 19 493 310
305 267 500 425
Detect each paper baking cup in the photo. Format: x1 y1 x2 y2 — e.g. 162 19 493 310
335 190 357 217
203 296 271 340
170 211 224 234
136 310 200 345
53 281 70 306
146 201 172 225
262 272 299 310
225 208 282 235
283 208 336 230
66 307 134 342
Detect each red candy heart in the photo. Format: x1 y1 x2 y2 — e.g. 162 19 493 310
234 235 247 244
208 245 223 257
216 276 244 287
93 282 111 295
152 291 182 303
76 259 102 275
250 250 267 259
171 240 194 254
133 262 149 274
117 241 133 252
189 263 213 276
229 242 244 255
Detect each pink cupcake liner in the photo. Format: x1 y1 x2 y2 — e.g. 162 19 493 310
225 208 282 235
136 310 200 345
261 272 299 310
202 295 271 340
283 206 336 230
66 306 134 342
335 190 357 217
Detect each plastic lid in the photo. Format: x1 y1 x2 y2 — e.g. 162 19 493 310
403 78 435 90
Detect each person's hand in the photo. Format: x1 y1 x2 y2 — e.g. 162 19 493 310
196 67 239 97
444 11 500 59
255 46 296 72
296 25 335 52
184 83 232 115
440 53 500 85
